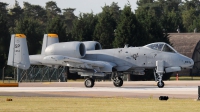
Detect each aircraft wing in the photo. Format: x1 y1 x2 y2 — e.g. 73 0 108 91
43 55 116 72
30 60 42 65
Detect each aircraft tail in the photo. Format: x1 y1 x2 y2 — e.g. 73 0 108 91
7 34 30 70
41 34 59 55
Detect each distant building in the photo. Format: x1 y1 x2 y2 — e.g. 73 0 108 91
169 33 200 76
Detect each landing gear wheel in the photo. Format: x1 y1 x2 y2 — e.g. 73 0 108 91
113 77 123 87
84 78 94 88
157 81 164 88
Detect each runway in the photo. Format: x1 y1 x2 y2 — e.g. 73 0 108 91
0 81 199 99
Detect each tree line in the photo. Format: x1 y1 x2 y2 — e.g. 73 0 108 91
0 0 199 79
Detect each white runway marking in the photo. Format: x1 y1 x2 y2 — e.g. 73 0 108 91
0 87 197 95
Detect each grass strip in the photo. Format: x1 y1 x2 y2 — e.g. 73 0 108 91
0 97 200 112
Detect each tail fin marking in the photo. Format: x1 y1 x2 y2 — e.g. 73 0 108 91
7 34 30 70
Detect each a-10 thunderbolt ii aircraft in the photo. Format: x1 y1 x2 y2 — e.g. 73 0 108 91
8 34 194 88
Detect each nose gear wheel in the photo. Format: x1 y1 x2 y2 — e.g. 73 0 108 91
157 81 164 88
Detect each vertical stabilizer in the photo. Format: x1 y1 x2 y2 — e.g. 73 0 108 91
7 34 30 70
41 34 59 55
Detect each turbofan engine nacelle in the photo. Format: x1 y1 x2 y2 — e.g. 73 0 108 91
45 42 86 58
83 41 102 51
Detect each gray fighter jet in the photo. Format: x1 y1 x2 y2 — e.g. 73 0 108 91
8 34 194 88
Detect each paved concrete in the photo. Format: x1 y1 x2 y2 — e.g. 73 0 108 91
0 81 199 99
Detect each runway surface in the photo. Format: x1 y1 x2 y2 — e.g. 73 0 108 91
0 81 199 99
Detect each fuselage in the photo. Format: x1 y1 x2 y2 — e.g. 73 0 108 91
29 42 194 73
84 46 193 71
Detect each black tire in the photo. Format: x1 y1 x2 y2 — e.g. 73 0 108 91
157 81 164 88
159 96 162 100
91 78 95 82
113 77 123 87
84 78 94 88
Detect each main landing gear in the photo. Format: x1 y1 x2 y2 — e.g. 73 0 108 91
84 69 124 88
113 76 123 87
84 75 124 88
84 78 95 88
111 70 123 87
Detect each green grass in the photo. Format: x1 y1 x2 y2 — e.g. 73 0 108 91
0 97 200 112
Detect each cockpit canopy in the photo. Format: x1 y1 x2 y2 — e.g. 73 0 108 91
144 42 177 53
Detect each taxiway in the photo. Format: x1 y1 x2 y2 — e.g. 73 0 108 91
0 81 199 99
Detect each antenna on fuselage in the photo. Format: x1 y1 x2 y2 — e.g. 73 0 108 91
124 44 129 48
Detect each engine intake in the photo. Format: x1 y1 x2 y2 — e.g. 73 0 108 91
83 41 102 51
45 42 86 58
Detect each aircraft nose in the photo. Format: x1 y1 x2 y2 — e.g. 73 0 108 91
180 54 194 68
190 58 194 67
185 57 194 69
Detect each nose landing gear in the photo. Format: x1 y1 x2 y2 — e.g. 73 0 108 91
154 60 165 88
157 80 164 88
154 71 165 88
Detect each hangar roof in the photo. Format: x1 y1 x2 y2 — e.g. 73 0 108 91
169 33 200 58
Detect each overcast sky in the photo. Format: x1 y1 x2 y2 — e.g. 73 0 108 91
0 0 138 16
